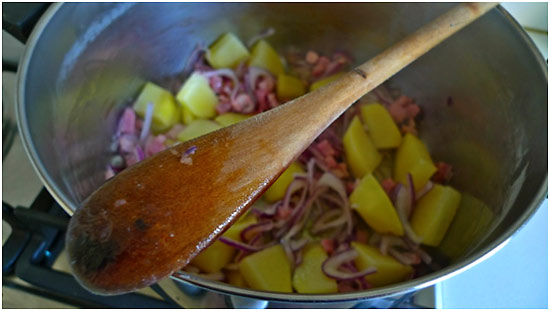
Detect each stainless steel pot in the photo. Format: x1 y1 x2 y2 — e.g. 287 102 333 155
15 2 547 308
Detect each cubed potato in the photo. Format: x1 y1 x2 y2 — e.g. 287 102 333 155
181 105 197 125
309 73 345 91
263 162 305 202
350 174 403 236
248 40 285 76
134 82 180 133
192 215 256 273
176 119 222 142
277 73 306 101
439 194 494 259
215 113 251 127
410 184 461 246
176 73 218 119
292 244 338 294
352 242 413 287
360 103 402 149
205 32 250 69
393 133 437 192
343 116 382 178
227 270 248 288
239 245 292 293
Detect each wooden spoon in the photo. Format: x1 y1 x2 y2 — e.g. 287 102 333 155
66 2 497 295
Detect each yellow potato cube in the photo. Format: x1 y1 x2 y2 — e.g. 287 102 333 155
343 116 382 178
205 32 250 69
176 73 218 119
350 174 403 236
227 270 248 288
352 242 413 287
181 105 197 125
410 184 461 247
192 215 256 273
248 40 285 76
309 73 345 91
134 82 180 133
292 244 338 294
176 119 222 142
263 162 305 202
239 245 292 293
215 113 251 127
360 103 402 149
393 133 437 192
277 73 306 101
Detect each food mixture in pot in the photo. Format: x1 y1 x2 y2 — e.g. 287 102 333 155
106 31 460 294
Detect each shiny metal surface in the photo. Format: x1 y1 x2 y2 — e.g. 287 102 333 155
16 2 547 306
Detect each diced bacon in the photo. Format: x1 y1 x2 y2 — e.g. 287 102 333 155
312 56 330 77
355 229 369 244
117 108 136 136
324 155 339 169
306 50 319 64
321 239 335 255
401 119 417 135
257 76 275 92
145 135 167 157
231 93 254 114
255 89 269 112
316 139 337 157
119 134 137 153
381 178 397 195
432 162 454 183
276 205 292 220
266 93 279 108
216 101 232 114
209 75 224 93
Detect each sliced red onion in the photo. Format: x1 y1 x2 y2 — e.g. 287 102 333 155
403 237 432 264
218 236 274 252
379 235 407 256
183 43 207 77
306 158 317 195
247 27 276 47
251 202 280 218
280 189 321 241
310 209 347 234
201 69 240 99
247 66 273 93
282 242 295 268
407 173 416 209
140 102 154 143
394 184 423 244
321 249 377 281
388 249 421 266
289 237 309 252
282 177 308 215
294 249 304 266
416 181 434 200
116 108 136 137
135 145 146 161
240 220 274 243
317 173 353 235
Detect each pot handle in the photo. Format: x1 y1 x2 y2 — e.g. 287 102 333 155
2 3 50 43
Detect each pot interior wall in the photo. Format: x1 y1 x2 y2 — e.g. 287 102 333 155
19 2 547 300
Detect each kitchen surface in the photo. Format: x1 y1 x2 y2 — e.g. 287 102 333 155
2 2 548 309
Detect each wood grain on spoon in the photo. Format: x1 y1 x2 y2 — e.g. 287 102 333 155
66 2 498 295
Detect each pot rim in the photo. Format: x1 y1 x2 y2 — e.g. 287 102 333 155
15 3 548 302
